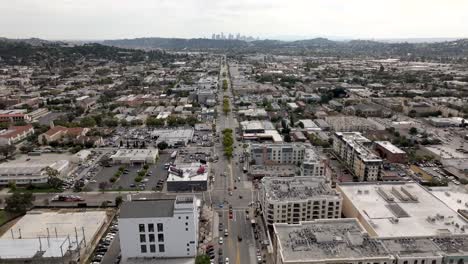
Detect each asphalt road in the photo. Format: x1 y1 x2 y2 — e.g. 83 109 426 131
207 57 258 264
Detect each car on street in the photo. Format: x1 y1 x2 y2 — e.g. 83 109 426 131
219 237 223 244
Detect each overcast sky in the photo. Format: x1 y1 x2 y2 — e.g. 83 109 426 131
1 0 467 40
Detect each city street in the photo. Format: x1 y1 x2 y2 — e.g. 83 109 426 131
206 56 259 264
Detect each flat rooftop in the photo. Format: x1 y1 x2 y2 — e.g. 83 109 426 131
274 219 391 263
381 238 442 258
375 141 406 154
111 149 158 159
1 209 107 240
151 128 194 142
338 182 468 238
120 199 175 219
262 176 340 202
167 163 208 182
0 209 108 259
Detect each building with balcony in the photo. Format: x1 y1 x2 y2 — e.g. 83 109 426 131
261 176 341 226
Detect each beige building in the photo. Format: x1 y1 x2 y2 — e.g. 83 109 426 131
333 132 382 181
261 177 341 226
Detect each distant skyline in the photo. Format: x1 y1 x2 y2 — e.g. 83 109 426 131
1 0 468 40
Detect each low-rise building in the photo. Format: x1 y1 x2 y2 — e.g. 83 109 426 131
261 177 342 226
374 141 407 163
38 125 89 145
119 196 199 261
0 160 69 185
337 182 468 238
110 149 159 165
241 120 283 143
0 124 34 145
166 163 209 192
0 109 31 123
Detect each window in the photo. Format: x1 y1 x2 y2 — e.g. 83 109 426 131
149 234 155 242
186 216 189 220
186 228 188 231
185 222 188 226
148 224 154 232
141 245 147 253
157 223 163 232
159 244 165 252
140 234 146 243
158 233 164 242
150 244 156 253
139 224 145 233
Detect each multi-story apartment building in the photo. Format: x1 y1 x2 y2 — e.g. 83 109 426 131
261 176 342 226
118 196 199 261
250 143 325 177
333 132 382 181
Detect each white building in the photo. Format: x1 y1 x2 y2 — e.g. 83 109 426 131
166 163 209 192
337 182 468 238
333 132 382 181
250 143 325 177
118 196 199 261
273 219 394 264
0 160 69 186
110 149 159 165
71 149 92 164
261 177 342 226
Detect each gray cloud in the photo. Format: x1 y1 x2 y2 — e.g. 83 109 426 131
0 0 467 40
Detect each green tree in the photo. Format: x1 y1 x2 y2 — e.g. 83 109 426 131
115 196 123 206
195 255 211 264
80 116 97 127
409 127 418 135
5 192 34 214
146 117 165 127
157 141 169 150
0 145 16 159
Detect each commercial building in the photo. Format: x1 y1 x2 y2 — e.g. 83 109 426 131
118 196 199 261
151 128 194 147
374 141 407 163
380 238 443 264
166 163 209 192
0 160 69 186
240 120 283 143
337 182 468 238
110 149 159 165
249 143 324 177
333 132 383 181
261 177 342 226
0 209 109 263
273 219 393 264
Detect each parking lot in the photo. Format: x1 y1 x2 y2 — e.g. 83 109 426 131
85 153 172 191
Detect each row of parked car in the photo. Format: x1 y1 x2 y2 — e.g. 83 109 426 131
91 219 121 264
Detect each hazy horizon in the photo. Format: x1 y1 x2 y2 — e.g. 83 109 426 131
1 0 468 40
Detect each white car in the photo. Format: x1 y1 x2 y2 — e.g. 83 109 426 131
219 237 223 244
225 257 229 264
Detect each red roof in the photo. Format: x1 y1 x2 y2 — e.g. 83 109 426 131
0 124 33 139
44 126 86 137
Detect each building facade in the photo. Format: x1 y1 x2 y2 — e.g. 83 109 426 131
333 132 383 181
119 196 199 261
250 143 325 177
261 177 342 226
